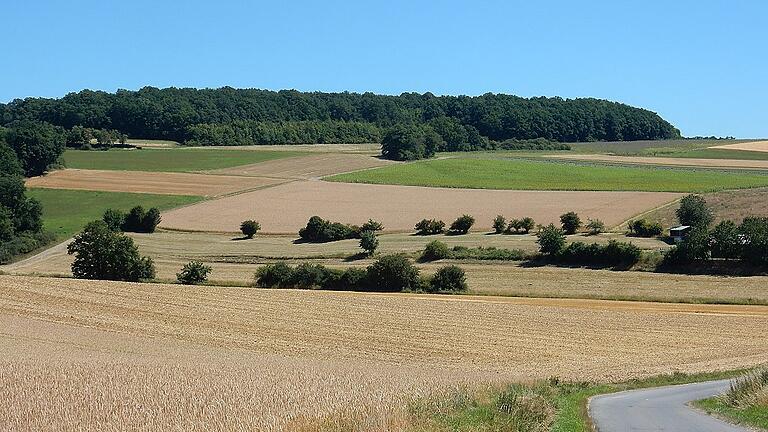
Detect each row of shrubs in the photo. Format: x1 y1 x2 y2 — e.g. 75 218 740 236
421 240 527 262
664 216 768 266
298 216 383 243
255 254 467 293
102 206 162 233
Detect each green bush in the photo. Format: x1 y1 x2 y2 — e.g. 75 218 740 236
67 220 155 281
240 220 261 238
428 265 468 293
586 219 605 235
359 230 379 255
421 240 451 261
121 206 162 233
449 214 475 234
381 124 443 161
254 262 294 288
450 246 527 261
323 267 369 291
662 226 710 265
676 194 713 228
415 218 445 235
710 220 741 259
560 211 581 234
176 261 212 285
537 224 566 255
492 215 507 234
298 215 359 242
366 254 420 292
361 219 384 232
738 217 768 265
506 217 535 234
289 262 329 288
557 240 641 267
102 208 125 232
628 219 663 237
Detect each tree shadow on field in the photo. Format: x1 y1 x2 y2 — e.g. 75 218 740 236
344 252 369 262
231 236 252 241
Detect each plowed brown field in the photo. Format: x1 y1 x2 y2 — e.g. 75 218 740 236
210 153 395 179
160 180 681 233
25 169 286 197
0 275 766 431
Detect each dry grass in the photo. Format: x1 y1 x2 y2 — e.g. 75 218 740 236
644 187 768 227
0 275 767 431
25 169 286 197
209 153 395 179
548 153 768 170
712 140 768 152
159 180 680 233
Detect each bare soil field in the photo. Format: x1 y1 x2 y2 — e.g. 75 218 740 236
549 153 768 170
160 180 681 233
25 169 286 197
645 187 768 227
1 275 766 430
210 153 395 179
712 140 768 152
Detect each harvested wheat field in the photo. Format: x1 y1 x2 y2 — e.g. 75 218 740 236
549 153 768 170
25 169 286 197
160 180 681 233
210 153 395 179
1 275 767 431
206 143 382 153
712 140 768 152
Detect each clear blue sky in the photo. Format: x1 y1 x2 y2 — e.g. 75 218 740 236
3 1 766 137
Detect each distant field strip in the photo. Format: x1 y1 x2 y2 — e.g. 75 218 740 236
547 154 768 170
26 169 285 196
210 153 395 179
327 158 768 192
62 148 306 172
712 140 768 153
159 180 680 233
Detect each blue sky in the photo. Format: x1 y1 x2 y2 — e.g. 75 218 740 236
3 1 766 137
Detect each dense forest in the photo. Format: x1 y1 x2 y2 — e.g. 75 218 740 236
0 87 680 150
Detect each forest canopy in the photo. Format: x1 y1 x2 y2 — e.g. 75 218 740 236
1 87 680 152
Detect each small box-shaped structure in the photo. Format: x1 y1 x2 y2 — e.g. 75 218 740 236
670 225 692 243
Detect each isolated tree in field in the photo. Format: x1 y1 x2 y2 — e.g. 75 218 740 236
628 219 663 237
586 219 605 235
537 224 566 255
240 220 261 238
361 219 383 232
359 230 379 256
676 194 713 228
366 254 420 292
428 265 468 293
560 212 582 234
421 240 451 261
517 217 536 234
449 214 475 235
415 219 445 235
709 220 741 259
67 220 155 281
380 124 443 161
492 215 507 234
177 261 212 285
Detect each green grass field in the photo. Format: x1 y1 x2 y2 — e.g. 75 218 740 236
662 148 768 160
28 188 203 239
327 158 768 192
62 148 307 172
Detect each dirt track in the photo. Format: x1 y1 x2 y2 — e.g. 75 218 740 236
25 169 286 196
549 153 768 169
160 180 681 233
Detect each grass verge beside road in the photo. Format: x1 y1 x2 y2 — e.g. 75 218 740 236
62 148 306 172
28 188 203 239
327 158 768 192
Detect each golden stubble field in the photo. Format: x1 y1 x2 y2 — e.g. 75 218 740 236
1 275 767 431
159 180 681 233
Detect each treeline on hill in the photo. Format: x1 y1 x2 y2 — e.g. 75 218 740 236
1 87 680 155
0 131 58 263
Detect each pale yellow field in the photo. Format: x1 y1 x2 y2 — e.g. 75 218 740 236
1 275 766 431
210 153 395 179
25 169 286 197
160 180 681 233
711 140 768 152
549 153 768 170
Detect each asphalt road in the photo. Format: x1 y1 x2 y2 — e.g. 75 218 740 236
590 379 748 432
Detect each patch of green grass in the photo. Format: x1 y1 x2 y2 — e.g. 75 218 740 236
695 397 768 429
28 188 203 239
62 148 306 172
327 158 768 192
